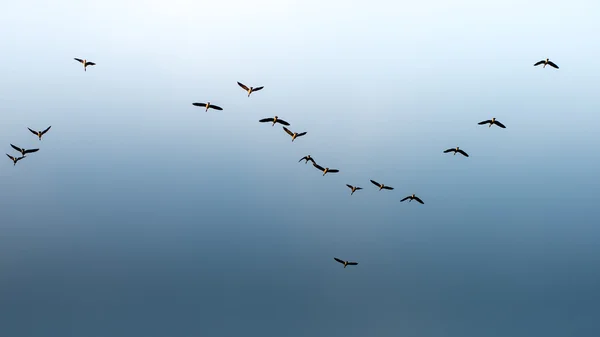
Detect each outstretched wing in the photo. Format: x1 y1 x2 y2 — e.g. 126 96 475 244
10 144 22 152
276 119 290 126
283 127 294 136
252 86 264 92
400 196 410 202
533 60 544 66
87 62 96 66
494 120 506 128
24 148 39 154
346 184 354 189
328 169 339 173
443 149 454 153
313 163 325 171
28 127 38 135
6 154 14 160
334 258 345 264
355 187 362 190
382 186 394 190
307 157 316 164
478 120 491 125
237 82 249 91
74 58 83 63
370 179 379 187
347 262 358 266
42 126 51 134
260 118 274 123
547 61 559 69
414 196 424 204
299 156 308 162
457 149 469 157
296 132 307 137
192 102 206 107
209 105 223 110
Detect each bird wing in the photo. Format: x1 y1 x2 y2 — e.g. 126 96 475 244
355 187 362 190
443 149 454 153
296 132 307 137
328 169 339 173
42 126 51 134
10 144 22 152
237 82 249 91
370 179 379 187
346 184 354 189
383 186 394 190
313 163 325 171
533 60 544 66
494 120 506 128
16 156 25 161
307 157 316 164
478 120 491 125
400 196 410 202
347 262 358 266
24 148 39 154
283 127 294 136
457 149 469 157
28 127 38 135
192 103 206 107
547 61 559 69
74 58 83 63
252 86 264 92
414 197 424 204
259 118 274 123
334 258 346 265
276 119 290 126
87 62 96 66
299 156 308 162
210 105 223 110
6 154 14 160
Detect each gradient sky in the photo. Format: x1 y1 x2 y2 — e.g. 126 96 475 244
1 0 600 336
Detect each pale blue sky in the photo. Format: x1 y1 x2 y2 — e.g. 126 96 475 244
1 0 599 336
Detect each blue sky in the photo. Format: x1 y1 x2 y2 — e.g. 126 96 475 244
1 0 599 336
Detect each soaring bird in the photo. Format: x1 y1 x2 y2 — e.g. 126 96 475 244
478 118 506 128
400 194 424 204
11 144 39 156
334 257 358 268
259 116 290 126
534 58 559 69
237 81 264 97
299 155 315 164
370 180 393 191
283 127 306 142
443 147 469 157
346 184 362 195
6 154 25 166
313 162 339 176
28 126 51 140
192 102 223 111
74 58 96 71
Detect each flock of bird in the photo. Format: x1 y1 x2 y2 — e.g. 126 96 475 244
6 57 560 269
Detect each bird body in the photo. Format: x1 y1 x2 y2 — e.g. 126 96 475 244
28 126 51 140
260 116 290 126
443 147 469 157
74 58 96 71
533 58 559 69
6 154 25 166
370 179 393 191
237 81 264 97
478 117 506 128
10 144 39 156
299 155 315 164
400 194 424 204
283 126 306 142
346 184 362 195
313 162 339 176
192 102 223 111
334 257 358 268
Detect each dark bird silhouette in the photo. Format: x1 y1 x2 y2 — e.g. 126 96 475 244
192 102 223 111
400 194 424 204
28 126 51 140
534 58 559 69
237 81 264 97
334 257 358 268
283 127 306 142
478 118 506 128
259 116 290 126
313 162 339 176
6 154 25 166
443 147 469 157
299 155 315 164
74 58 96 71
346 184 362 195
370 179 393 191
11 144 39 156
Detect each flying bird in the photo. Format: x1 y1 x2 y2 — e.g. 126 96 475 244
400 194 424 204
534 58 559 69
298 155 315 164
259 116 290 126
478 118 506 128
346 184 362 195
237 81 264 97
192 102 223 111
313 162 339 176
334 257 358 268
6 154 25 166
283 127 306 142
10 144 39 156
74 58 96 71
28 126 51 140
370 180 393 191
443 147 469 157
